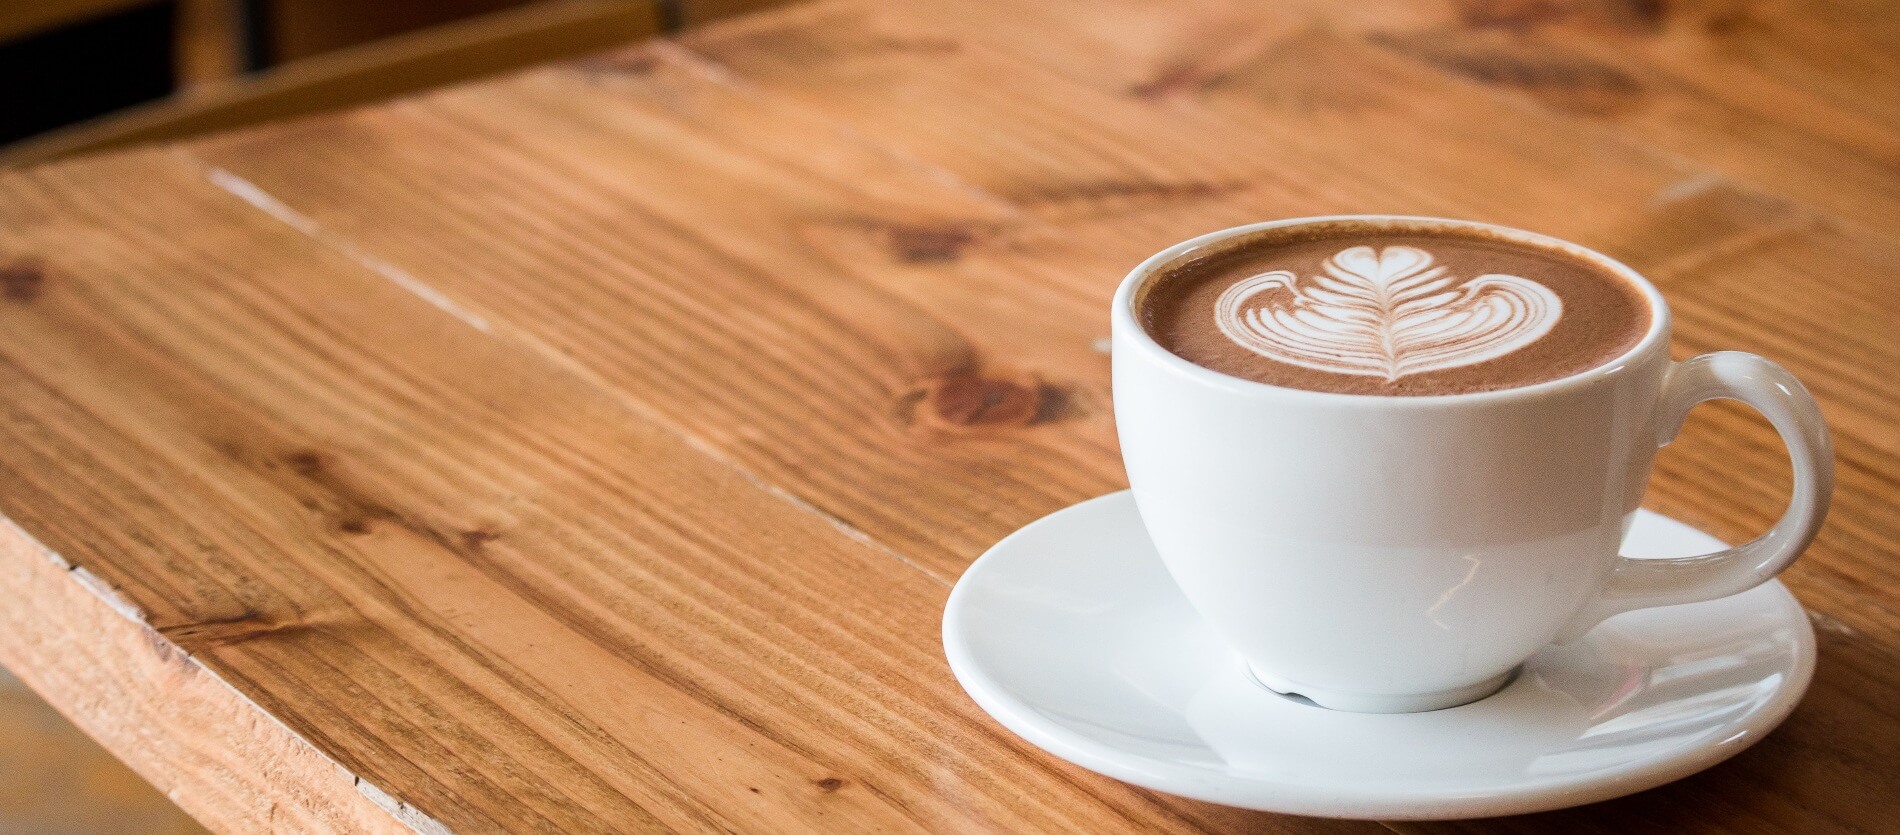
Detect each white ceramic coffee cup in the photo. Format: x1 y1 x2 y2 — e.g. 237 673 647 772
1112 216 1833 713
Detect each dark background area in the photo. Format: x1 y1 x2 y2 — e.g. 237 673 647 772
0 4 177 144
0 0 537 147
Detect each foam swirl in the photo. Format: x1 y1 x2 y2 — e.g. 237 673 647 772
1214 245 1562 381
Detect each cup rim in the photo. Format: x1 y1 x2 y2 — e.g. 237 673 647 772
1112 215 1673 407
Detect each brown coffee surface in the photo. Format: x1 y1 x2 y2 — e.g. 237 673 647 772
1139 224 1653 395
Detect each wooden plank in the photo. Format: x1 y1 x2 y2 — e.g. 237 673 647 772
666 3 1900 829
193 21 1775 585
676 2 1745 269
0 521 399 834
2 0 1895 830
0 150 1370 833
698 2 1900 606
793 0 1900 450
878 0 1900 241
188 0 1900 641
177 6 1900 827
189 57 1133 584
1360 10 1900 242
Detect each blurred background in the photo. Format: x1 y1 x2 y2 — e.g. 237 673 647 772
1 2 775 829
0 0 779 166
0 666 205 833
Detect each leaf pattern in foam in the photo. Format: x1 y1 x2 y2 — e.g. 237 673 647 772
1214 245 1562 381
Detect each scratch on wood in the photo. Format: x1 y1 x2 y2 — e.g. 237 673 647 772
1650 172 1728 207
643 39 748 89
69 565 149 624
198 162 494 333
356 777 455 835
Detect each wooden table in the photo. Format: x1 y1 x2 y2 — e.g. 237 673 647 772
2 0 1896 831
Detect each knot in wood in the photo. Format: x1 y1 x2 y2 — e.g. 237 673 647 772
885 223 977 263
1 260 44 302
1375 35 1645 116
284 450 327 475
924 372 1041 428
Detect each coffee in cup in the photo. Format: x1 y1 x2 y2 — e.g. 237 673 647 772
1136 221 1653 396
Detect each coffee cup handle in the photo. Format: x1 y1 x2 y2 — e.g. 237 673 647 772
1554 351 1834 644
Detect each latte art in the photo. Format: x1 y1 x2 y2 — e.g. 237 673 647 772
1214 245 1561 382
1139 224 1651 395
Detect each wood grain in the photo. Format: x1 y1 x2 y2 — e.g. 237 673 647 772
0 0 1897 831
671 0 1900 627
0 151 1371 833
884 0 1900 241
0 515 405 833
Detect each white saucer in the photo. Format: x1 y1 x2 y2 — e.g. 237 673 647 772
942 491 1814 820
